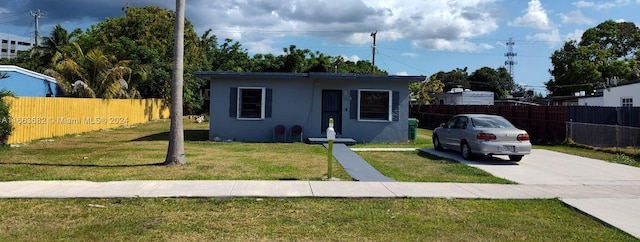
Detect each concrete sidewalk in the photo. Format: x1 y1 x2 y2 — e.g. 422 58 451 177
1 180 638 199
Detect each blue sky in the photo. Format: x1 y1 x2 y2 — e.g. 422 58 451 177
2 0 640 95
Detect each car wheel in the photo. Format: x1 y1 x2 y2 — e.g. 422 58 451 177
509 155 523 162
461 141 473 160
433 135 443 151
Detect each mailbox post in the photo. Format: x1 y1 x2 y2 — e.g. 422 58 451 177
326 118 336 179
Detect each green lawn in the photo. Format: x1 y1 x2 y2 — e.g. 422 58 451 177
0 120 499 183
1 121 636 240
0 198 635 241
361 151 513 183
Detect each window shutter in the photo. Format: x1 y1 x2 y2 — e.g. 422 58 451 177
229 87 237 118
350 90 358 119
392 91 400 121
265 88 273 118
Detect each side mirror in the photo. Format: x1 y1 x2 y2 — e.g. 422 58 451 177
440 123 446 128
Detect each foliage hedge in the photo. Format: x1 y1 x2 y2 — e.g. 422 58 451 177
0 91 13 146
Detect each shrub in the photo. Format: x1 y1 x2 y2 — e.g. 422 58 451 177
0 90 14 146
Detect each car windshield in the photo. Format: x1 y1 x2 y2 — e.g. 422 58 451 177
471 116 515 129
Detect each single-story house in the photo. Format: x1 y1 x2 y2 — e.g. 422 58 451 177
0 65 60 96
576 80 640 107
195 72 425 143
434 88 494 105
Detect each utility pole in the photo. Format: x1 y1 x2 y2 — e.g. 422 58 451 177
504 38 517 79
371 31 377 74
30 9 42 47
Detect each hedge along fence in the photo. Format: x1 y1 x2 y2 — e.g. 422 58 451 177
1 97 170 144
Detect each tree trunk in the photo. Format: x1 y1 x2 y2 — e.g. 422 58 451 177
164 0 186 165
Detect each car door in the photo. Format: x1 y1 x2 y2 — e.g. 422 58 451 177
448 116 468 147
439 116 459 148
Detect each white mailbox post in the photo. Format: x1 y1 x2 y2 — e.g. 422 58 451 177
326 118 336 179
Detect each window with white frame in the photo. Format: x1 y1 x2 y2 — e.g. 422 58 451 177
359 90 392 121
621 97 633 107
238 87 265 119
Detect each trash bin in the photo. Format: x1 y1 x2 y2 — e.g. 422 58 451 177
408 118 419 141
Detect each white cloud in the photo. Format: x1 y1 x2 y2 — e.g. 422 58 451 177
413 39 494 52
527 28 561 43
558 10 594 25
3 0 503 53
401 52 419 57
565 29 585 42
510 0 554 30
244 39 282 55
395 71 409 76
340 55 361 62
185 0 501 53
572 0 631 9
511 0 564 46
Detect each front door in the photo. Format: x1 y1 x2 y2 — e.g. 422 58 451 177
321 90 342 134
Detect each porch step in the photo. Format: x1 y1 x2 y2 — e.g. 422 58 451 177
307 137 357 146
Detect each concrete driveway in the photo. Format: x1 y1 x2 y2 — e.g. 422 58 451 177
421 148 640 238
421 148 640 185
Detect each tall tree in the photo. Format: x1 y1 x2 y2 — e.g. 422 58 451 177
469 66 515 98
165 0 186 166
79 5 206 113
410 76 443 104
547 20 640 96
432 67 470 92
39 24 82 65
44 43 137 98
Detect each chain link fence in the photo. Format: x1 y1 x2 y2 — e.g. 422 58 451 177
567 122 640 148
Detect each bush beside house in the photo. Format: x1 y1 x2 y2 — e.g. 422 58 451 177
0 91 13 146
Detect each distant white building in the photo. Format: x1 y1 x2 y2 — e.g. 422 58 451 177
435 87 494 105
1 33 34 59
577 80 640 107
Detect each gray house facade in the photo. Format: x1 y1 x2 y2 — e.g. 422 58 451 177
195 72 425 143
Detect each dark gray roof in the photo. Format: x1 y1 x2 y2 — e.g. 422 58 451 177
195 71 425 82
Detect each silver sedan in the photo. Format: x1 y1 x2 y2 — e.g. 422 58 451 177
432 114 532 161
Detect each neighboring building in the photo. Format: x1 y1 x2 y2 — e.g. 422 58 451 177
1 33 33 59
494 99 539 106
0 65 60 97
434 88 494 105
541 95 581 106
196 72 425 143
575 80 640 107
577 94 604 106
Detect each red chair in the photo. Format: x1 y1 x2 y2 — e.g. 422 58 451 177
290 125 303 142
273 125 286 142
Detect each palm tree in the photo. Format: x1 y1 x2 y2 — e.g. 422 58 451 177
164 0 186 165
44 43 139 98
39 24 81 65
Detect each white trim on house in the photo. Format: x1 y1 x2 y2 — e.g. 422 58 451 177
0 65 56 83
236 86 266 120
